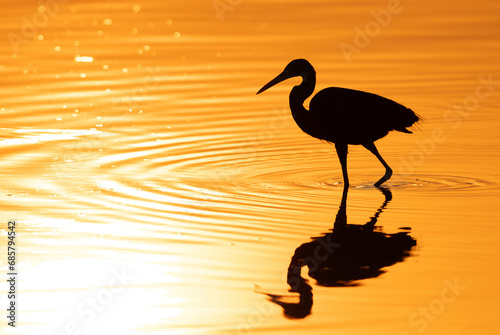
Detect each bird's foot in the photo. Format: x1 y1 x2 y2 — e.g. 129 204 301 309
373 169 392 187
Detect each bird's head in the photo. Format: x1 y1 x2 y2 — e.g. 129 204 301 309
257 59 314 95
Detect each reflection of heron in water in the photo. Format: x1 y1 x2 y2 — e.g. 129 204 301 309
261 186 416 319
257 59 421 187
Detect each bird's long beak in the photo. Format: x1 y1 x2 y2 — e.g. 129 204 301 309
256 71 293 95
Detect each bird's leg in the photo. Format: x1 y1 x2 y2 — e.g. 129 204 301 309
335 142 349 187
362 142 393 187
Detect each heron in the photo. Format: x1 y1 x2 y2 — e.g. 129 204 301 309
256 59 421 187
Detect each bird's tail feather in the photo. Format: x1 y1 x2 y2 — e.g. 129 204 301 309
394 108 422 134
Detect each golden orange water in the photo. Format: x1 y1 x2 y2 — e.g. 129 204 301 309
0 0 499 334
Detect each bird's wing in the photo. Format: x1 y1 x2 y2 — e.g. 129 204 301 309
309 87 415 143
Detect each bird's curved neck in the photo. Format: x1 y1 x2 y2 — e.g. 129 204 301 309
290 72 316 123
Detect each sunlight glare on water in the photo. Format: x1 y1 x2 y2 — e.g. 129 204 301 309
0 0 499 334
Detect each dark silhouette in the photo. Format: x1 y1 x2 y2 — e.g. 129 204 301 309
257 59 421 187
261 186 416 318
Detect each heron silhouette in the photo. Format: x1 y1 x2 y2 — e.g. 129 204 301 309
257 59 421 187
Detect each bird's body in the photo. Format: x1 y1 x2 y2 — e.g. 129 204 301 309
257 59 420 187
295 87 418 144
